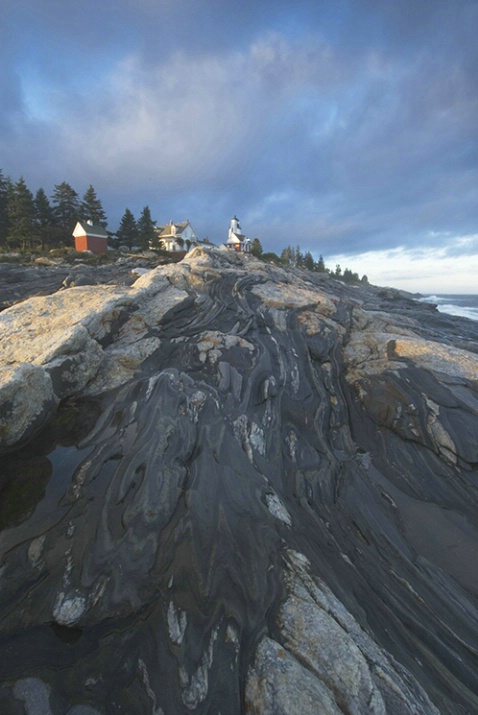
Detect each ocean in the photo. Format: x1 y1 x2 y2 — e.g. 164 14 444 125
421 295 478 322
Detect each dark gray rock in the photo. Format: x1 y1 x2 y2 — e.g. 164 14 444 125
0 248 477 714
0 263 68 310
0 261 139 311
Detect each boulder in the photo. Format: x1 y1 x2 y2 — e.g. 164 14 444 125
0 363 57 452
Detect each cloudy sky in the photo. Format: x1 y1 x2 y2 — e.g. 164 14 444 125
2 0 477 292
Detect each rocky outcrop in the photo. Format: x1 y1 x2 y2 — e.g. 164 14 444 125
0 272 190 451
246 551 439 715
0 247 477 714
0 260 143 311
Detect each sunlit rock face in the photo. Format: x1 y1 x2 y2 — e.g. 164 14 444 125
0 247 477 714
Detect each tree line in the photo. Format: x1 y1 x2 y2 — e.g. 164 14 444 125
1 170 368 283
251 240 368 285
0 170 157 252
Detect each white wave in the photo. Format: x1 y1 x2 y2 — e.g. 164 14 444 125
419 295 447 304
436 304 478 321
419 295 478 321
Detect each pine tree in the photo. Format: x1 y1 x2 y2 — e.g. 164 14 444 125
316 254 326 272
52 182 80 242
261 251 281 265
7 177 37 250
137 206 156 249
280 245 294 266
81 185 107 227
117 208 138 250
303 251 315 271
251 237 263 258
0 170 12 248
34 188 57 250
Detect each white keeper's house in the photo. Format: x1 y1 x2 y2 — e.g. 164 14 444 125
153 220 199 252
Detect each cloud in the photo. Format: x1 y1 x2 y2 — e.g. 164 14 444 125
1 0 476 276
442 234 478 258
8 32 349 192
327 242 478 294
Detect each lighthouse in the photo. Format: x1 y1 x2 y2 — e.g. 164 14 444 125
229 215 241 239
226 215 251 252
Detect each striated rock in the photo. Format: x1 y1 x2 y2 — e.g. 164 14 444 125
246 550 439 715
0 247 478 714
0 261 140 311
344 329 478 466
245 636 343 715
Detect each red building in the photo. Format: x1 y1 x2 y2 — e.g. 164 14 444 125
72 220 108 254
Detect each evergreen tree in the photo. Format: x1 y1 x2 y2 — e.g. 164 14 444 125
117 208 138 250
251 237 263 258
137 205 156 249
295 245 303 267
261 251 281 265
7 177 37 250
361 275 369 285
280 245 294 266
340 268 360 284
303 251 315 271
52 182 80 241
316 254 326 272
81 184 107 227
34 188 56 250
0 170 12 248
334 264 342 278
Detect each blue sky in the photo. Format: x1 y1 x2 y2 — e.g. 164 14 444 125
1 0 477 292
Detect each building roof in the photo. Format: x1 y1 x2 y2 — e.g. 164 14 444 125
72 221 109 239
156 220 191 237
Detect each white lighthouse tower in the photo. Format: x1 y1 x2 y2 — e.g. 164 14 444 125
229 215 241 239
226 215 251 252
